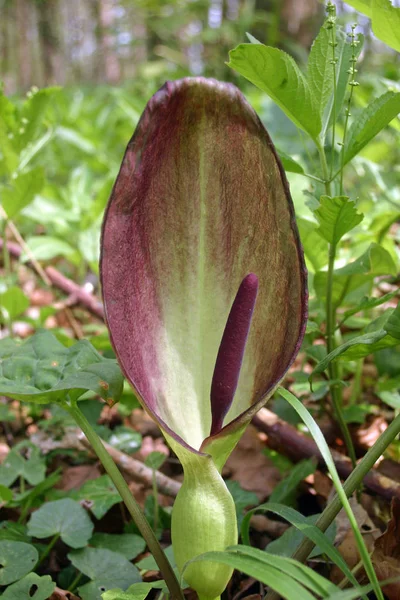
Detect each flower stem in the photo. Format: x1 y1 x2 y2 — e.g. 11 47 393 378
265 411 400 600
317 142 357 468
67 402 184 600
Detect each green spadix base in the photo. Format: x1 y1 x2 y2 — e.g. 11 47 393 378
166 435 238 600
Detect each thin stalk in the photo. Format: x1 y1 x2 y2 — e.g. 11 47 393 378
67 402 184 600
317 142 357 467
265 411 400 600
69 571 84 593
37 533 60 567
327 6 338 178
152 469 159 533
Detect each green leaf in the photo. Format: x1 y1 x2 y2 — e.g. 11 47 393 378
225 480 259 528
307 22 335 125
0 331 124 405
227 44 320 139
0 287 30 323
297 218 328 272
277 388 381 599
0 521 31 543
187 545 339 599
107 427 142 453
90 533 146 561
0 441 46 487
269 459 316 505
102 583 155 600
345 0 400 52
69 547 141 600
1 573 56 600
0 485 12 504
266 514 336 561
276 150 305 175
136 545 175 572
0 540 38 585
339 290 399 325
76 475 121 520
241 503 355 585
144 451 167 471
1 168 45 219
27 498 93 548
311 303 400 376
344 91 400 165
23 235 77 262
314 196 364 245
314 243 397 304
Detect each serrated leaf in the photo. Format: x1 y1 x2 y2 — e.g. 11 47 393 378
0 540 38 585
1 572 55 600
314 243 397 304
0 287 30 322
1 167 45 218
0 441 46 487
314 196 364 245
227 44 320 139
345 0 400 51
27 498 93 548
297 218 328 272
90 533 146 561
77 475 121 519
311 303 400 377
69 547 141 600
307 23 335 125
0 330 124 405
344 91 400 165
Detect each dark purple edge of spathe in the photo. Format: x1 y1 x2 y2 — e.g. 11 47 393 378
100 76 308 458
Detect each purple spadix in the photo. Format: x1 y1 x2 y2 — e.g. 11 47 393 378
210 273 259 436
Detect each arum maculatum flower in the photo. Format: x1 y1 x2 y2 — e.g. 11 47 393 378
101 77 307 600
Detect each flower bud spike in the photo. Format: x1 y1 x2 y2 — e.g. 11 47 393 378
210 273 259 436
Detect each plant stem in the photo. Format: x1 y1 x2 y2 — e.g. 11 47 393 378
37 533 60 567
69 571 84 593
317 142 357 468
67 402 184 600
265 411 400 600
153 469 159 533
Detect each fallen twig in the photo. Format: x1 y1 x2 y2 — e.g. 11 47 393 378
252 407 400 502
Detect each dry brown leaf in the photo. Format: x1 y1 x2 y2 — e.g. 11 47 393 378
372 497 400 600
225 425 281 500
49 587 79 600
55 464 101 491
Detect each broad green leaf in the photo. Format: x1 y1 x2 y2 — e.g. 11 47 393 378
76 475 121 520
0 287 30 322
187 545 338 599
307 22 335 125
314 243 397 304
107 426 142 453
1 573 55 600
144 451 167 471
0 540 38 585
345 0 400 51
0 521 30 542
225 480 259 528
0 441 46 487
136 545 175 572
314 196 364 245
90 533 146 561
0 330 124 405
277 388 381 600
102 583 155 600
27 498 93 548
18 87 60 149
297 218 328 272
23 235 77 262
69 547 141 600
269 459 316 505
227 44 320 139
1 168 45 218
277 150 305 175
0 485 12 504
344 91 400 164
311 303 400 377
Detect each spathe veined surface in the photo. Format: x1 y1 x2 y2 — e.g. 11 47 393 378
101 77 307 455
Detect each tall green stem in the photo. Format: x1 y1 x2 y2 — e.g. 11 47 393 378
317 142 357 467
67 402 184 600
265 412 400 600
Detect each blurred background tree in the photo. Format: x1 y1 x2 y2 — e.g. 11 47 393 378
1 0 326 93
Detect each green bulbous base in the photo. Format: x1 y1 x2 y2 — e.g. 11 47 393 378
171 450 237 599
